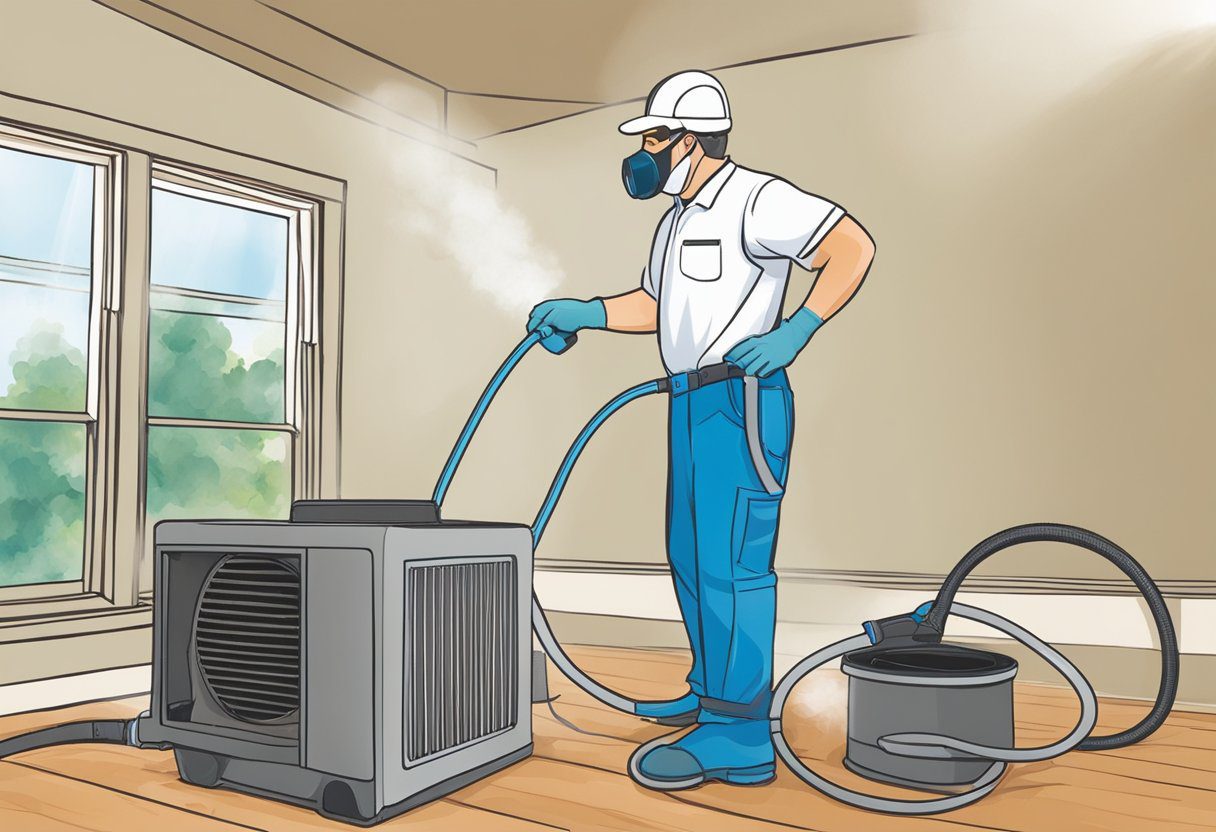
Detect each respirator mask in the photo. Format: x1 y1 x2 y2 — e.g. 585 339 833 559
622 132 696 199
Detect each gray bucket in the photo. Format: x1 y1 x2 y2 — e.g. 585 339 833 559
841 643 1016 791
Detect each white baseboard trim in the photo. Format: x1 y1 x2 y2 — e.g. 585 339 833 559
536 565 1215 655
0 664 150 718
535 571 683 622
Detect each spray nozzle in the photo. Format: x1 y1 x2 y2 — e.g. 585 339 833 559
539 326 579 355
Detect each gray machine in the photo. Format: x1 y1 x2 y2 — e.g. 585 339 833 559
135 499 534 826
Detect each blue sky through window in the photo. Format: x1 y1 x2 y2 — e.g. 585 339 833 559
0 146 93 268
151 189 288 301
0 146 93 395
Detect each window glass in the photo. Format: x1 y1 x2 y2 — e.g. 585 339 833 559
0 142 96 588
0 419 86 586
145 426 290 524
147 310 285 422
150 189 287 301
0 147 93 413
147 188 288 422
0 146 93 267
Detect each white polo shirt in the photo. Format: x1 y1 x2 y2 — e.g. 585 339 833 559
640 159 846 374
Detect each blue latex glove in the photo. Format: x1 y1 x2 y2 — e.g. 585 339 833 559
526 298 607 336
724 307 823 378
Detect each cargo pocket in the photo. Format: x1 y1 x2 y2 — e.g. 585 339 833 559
732 489 782 576
759 386 792 463
726 380 793 485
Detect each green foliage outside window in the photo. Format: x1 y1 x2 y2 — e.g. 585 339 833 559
0 312 289 588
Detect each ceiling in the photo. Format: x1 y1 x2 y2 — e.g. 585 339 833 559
94 0 921 146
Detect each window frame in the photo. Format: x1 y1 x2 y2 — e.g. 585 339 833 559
0 100 345 687
0 118 340 622
0 126 123 604
139 164 321 589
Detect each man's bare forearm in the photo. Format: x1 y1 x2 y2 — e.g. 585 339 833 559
603 288 659 333
805 216 875 320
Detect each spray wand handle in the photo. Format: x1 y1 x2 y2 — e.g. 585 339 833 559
538 326 578 354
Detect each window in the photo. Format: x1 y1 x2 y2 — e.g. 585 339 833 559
0 114 339 685
143 168 316 574
0 136 113 591
0 123 325 604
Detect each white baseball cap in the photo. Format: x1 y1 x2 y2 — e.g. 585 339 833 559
618 70 732 135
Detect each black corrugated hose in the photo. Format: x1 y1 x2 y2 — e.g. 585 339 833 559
0 719 133 758
926 522 1179 750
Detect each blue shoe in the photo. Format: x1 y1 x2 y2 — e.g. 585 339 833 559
629 721 776 790
634 691 699 726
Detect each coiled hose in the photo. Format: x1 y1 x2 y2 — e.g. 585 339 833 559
926 523 1179 750
767 523 1179 814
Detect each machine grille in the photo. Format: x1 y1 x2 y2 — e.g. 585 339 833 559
407 559 517 761
195 556 301 723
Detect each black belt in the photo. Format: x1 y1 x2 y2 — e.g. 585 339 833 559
657 362 745 395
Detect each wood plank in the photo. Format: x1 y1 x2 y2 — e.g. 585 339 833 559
532 688 1012 832
0 759 250 832
14 746 552 831
536 651 1216 832
1 645 1213 831
455 756 813 832
3 697 553 830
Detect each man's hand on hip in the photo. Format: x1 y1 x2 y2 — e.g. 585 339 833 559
724 307 823 378
526 298 607 336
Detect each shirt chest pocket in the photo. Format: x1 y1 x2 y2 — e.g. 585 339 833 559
679 239 722 282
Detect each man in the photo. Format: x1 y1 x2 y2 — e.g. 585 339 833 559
526 70 874 789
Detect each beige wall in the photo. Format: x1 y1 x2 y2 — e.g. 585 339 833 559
4 1 1212 592
475 11 1216 581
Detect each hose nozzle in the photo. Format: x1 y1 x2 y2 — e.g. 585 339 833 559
539 327 579 355
863 601 943 647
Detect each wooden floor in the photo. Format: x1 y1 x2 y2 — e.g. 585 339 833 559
2 645 1214 831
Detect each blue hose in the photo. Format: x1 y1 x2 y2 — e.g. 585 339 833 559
432 331 543 507
529 378 662 715
432 331 662 714
531 380 662 545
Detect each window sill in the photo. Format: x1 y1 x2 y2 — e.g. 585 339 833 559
0 580 86 604
0 592 122 622
0 595 152 686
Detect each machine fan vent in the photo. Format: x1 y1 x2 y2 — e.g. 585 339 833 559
195 556 301 723
407 559 517 761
